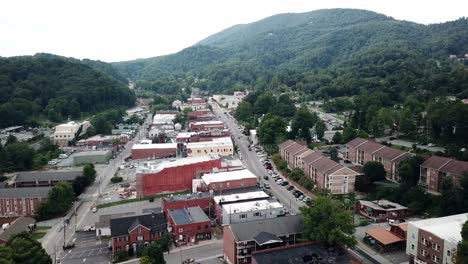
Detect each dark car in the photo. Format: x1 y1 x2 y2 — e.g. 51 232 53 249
264 163 273 170
281 181 289 186
294 191 303 198
286 185 294 191
63 243 75 250
263 175 269 180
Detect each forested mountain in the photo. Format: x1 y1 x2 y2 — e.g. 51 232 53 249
0 54 135 128
113 8 468 99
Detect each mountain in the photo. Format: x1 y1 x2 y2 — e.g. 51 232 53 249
0 53 135 128
112 8 468 98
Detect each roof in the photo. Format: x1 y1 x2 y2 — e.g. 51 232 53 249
214 191 269 204
283 142 306 155
311 156 343 175
410 213 468 244
346 137 368 148
254 232 282 246
73 150 111 157
191 120 224 126
229 214 303 242
422 156 468 177
358 140 385 153
0 217 35 242
223 200 283 214
373 146 408 161
137 155 219 174
131 142 177 150
359 200 408 211
202 169 256 185
168 206 209 225
187 137 233 149
252 242 359 264
366 227 404 245
110 213 166 237
95 212 136 228
0 187 51 198
302 152 325 165
279 140 296 150
14 170 82 182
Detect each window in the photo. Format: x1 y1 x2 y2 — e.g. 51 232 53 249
254 212 261 217
205 225 209 229
431 255 439 263
138 228 142 234
239 214 247 219
411 244 415 250
125 236 129 241
421 249 427 256
432 243 440 251
178 228 183 233
137 236 143 241
421 238 428 245
197 226 201 230
447 250 451 256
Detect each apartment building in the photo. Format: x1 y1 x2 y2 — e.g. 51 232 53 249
419 156 468 195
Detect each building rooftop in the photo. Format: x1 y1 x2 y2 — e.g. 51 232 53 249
422 156 468 177
359 200 408 211
168 206 210 225
0 187 52 199
223 199 283 214
54 121 81 132
191 120 224 126
187 137 233 149
220 156 243 168
214 191 269 204
132 142 177 150
410 213 468 244
137 155 220 174
230 215 303 242
366 227 404 245
202 169 256 185
14 170 82 183
110 213 166 237
346 137 368 148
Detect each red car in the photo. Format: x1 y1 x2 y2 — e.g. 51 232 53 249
264 163 272 170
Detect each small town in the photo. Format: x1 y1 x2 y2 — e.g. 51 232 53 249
1 2 468 264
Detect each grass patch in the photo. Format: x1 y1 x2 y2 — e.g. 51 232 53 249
31 232 47 240
97 190 190 209
35 226 51 231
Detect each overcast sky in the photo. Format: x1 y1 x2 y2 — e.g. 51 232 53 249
1 0 467 62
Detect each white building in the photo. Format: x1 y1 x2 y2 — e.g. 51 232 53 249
53 121 86 147
153 114 176 126
187 137 233 157
222 200 285 225
406 213 468 264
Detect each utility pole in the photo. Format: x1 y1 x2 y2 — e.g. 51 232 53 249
63 220 66 249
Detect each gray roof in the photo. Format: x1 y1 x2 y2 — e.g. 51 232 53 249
15 170 82 182
110 213 166 237
0 187 52 198
254 232 282 246
230 215 303 242
168 206 210 225
0 217 35 242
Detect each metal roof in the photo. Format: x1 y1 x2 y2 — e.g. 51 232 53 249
230 215 303 242
14 170 82 182
168 206 209 225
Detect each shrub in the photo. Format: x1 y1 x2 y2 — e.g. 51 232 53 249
111 176 123 183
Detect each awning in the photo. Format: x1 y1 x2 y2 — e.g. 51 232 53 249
254 232 283 246
366 227 404 245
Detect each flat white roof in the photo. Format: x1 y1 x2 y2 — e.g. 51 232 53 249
410 213 468 244
359 200 408 211
191 121 224 125
214 191 269 204
202 169 256 185
132 142 177 150
153 114 176 124
187 137 233 149
223 200 283 214
176 132 197 138
137 155 220 174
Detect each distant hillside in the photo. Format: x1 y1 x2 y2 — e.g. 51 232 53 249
0 54 135 128
113 8 468 99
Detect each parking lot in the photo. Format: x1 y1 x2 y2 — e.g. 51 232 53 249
58 232 111 264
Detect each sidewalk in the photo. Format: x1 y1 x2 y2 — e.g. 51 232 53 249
356 240 393 264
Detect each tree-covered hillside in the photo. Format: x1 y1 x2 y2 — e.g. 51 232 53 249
113 8 468 99
0 54 135 128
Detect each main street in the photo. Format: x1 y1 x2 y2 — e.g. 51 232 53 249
41 115 151 261
211 102 305 214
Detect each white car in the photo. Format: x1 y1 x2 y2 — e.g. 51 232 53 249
91 207 98 213
83 225 96 232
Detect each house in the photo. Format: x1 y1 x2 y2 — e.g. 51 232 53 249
0 216 35 246
406 213 468 264
199 169 257 192
346 138 412 181
0 187 51 216
110 212 167 255
10 170 82 188
251 242 362 264
365 223 408 252
135 155 222 197
221 199 284 225
356 200 410 223
419 156 468 195
167 206 212 246
95 212 136 238
223 215 303 264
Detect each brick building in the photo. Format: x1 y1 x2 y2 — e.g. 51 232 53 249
346 138 412 181
187 110 215 121
10 170 82 188
162 192 214 215
419 156 468 194
221 199 284 225
365 223 408 252
189 121 225 133
406 213 468 264
110 212 167 255
0 187 50 217
167 206 212 246
356 200 410 223
199 169 258 192
186 137 234 157
279 140 308 169
223 215 303 264
131 142 177 160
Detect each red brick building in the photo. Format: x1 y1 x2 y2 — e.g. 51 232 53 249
110 212 166 255
162 193 214 214
279 140 308 169
356 200 410 223
199 169 258 192
419 156 468 194
189 121 225 133
136 156 222 197
0 187 51 217
131 142 177 160
167 206 212 246
187 110 214 121
346 138 412 182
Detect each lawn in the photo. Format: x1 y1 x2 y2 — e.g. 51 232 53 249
97 190 190 209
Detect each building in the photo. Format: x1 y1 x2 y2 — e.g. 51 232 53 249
406 213 468 264
189 121 225 133
0 187 51 216
356 200 410 223
95 212 136 238
162 192 214 215
212 92 246 110
186 137 233 157
79 135 129 147
200 169 257 192
279 140 307 169
73 150 112 165
110 212 167 255
153 113 177 126
223 215 303 264
53 121 86 147
187 110 215 121
213 190 270 223
365 223 408 252
0 216 35 246
136 155 222 197
131 142 177 160
221 199 284 225
251 242 362 264
111 124 138 136
167 206 212 246
10 170 82 188
249 130 258 146
419 156 468 195
346 138 412 181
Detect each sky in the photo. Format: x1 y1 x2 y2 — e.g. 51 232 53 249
1 0 467 62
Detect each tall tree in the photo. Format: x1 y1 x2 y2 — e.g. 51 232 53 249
1 232 52 264
456 220 468 264
290 105 316 143
398 156 424 186
142 243 166 264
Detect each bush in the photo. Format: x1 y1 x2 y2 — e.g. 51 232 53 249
111 176 123 183
359 219 369 226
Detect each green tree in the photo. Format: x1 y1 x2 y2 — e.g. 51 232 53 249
332 132 343 144
290 105 316 143
140 256 152 264
83 163 97 184
301 196 356 248
314 120 326 141
257 114 287 153
330 148 339 162
356 161 386 192
253 93 274 115
399 109 415 135
5 135 18 145
142 243 166 264
455 220 468 264
91 114 113 135
36 181 75 220
1 232 51 264
235 101 254 122
398 156 424 186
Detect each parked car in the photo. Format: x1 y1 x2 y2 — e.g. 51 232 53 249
62 243 75 250
294 192 303 198
281 181 289 186
427 143 436 147
91 207 98 213
83 225 96 232
263 183 270 189
286 185 294 191
264 163 273 170
263 175 269 180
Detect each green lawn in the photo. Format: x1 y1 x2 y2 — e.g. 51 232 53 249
31 232 47 240
97 190 190 209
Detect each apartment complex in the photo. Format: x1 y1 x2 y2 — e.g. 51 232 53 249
419 156 468 195
0 187 51 216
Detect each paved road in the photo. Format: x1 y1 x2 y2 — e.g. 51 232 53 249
211 102 304 214
310 107 344 131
